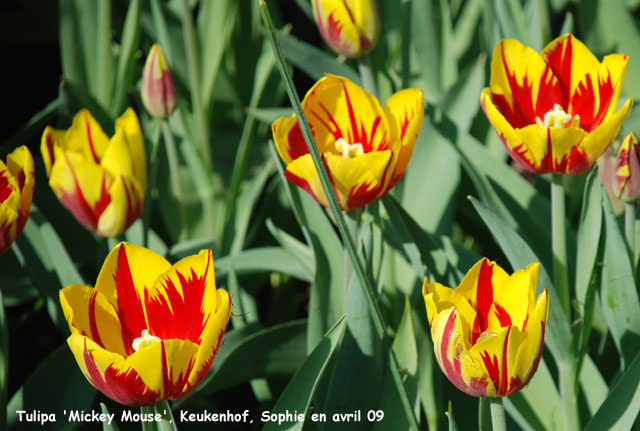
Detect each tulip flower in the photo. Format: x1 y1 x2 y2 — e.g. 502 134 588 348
423 258 548 397
41 108 146 237
0 146 35 254
141 43 177 119
481 33 632 175
311 0 380 58
614 133 640 203
272 74 423 211
60 242 231 406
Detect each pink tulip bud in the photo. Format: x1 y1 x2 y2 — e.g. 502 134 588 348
141 44 177 119
615 132 640 202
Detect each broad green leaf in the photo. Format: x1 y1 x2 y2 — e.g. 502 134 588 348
7 344 96 430
452 0 483 59
411 0 442 99
198 0 238 116
600 191 640 366
263 318 346 431
248 107 292 125
559 11 574 35
101 404 121 431
579 354 609 417
266 219 315 276
216 247 313 282
446 402 459 431
470 197 572 363
277 31 362 85
401 121 460 235
584 350 640 431
58 0 92 90
494 0 531 46
438 0 457 90
188 320 307 398
524 0 550 51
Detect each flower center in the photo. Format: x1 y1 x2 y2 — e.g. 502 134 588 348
535 104 580 128
335 137 364 158
132 329 161 352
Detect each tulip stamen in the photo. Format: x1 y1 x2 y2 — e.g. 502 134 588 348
132 329 162 352
335 137 364 158
535 104 580 129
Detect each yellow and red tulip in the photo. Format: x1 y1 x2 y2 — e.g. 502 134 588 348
481 34 632 175
141 43 177 119
311 0 380 58
41 108 146 237
614 132 640 202
272 74 423 211
60 242 231 406
0 146 34 254
423 258 548 397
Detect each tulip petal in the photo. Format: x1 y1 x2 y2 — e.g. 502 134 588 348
41 126 66 177
146 249 218 344
97 175 144 238
469 325 522 396
64 109 110 164
68 334 159 406
95 243 172 354
313 0 361 57
272 116 309 164
115 108 147 189
285 150 392 210
188 289 231 388
60 284 127 355
511 290 548 388
423 279 477 345
488 39 563 128
48 149 113 230
490 262 539 330
383 88 424 188
302 74 390 154
6 145 35 223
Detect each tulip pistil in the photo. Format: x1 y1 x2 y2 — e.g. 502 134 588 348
132 329 162 352
335 137 364 158
535 104 580 129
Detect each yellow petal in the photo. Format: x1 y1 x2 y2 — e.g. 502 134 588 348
6 145 35 222
96 175 144 237
468 325 521 396
423 279 477 345
511 289 548 389
515 124 589 174
301 74 390 154
490 262 539 331
580 98 633 165
272 116 309 164
115 108 147 190
63 109 110 163
41 126 66 177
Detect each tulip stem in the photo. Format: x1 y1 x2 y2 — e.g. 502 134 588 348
142 120 162 247
141 400 177 431
478 397 490 431
551 174 571 319
559 361 580 431
358 55 377 97
261 2 419 429
179 0 212 170
161 120 187 241
625 202 636 256
489 397 507 431
96 0 112 109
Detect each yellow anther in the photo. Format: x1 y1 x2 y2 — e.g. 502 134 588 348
132 329 161 352
335 137 364 158
535 104 579 128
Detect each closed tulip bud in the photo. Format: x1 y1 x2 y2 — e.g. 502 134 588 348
423 258 548 397
312 0 380 58
615 133 640 202
141 43 177 119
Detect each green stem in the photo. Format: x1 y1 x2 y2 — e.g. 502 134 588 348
551 174 570 319
358 55 377 97
97 0 112 108
625 202 636 256
179 0 212 169
559 362 580 431
478 397 490 431
141 400 177 431
161 120 187 241
260 2 418 428
489 397 507 431
142 120 162 247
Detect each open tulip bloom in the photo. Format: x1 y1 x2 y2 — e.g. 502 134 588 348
481 33 632 175
423 259 549 397
41 108 147 237
0 145 34 254
60 242 231 406
272 74 423 211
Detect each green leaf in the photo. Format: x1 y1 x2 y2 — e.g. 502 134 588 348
188 320 307 398
277 31 362 85
248 107 292 125
579 354 609 417
266 219 315 276
470 197 572 363
412 0 442 99
100 404 121 431
584 350 640 431
263 318 346 431
110 0 141 116
438 0 457 90
216 247 313 282
7 344 96 430
446 401 459 431
452 0 483 59
600 190 640 365
494 0 531 47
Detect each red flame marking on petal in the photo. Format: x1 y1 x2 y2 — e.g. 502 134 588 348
114 245 147 355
